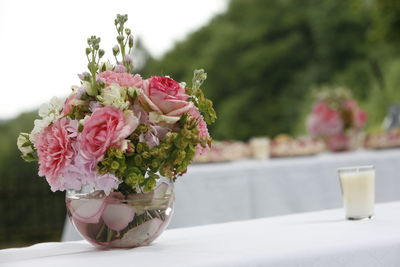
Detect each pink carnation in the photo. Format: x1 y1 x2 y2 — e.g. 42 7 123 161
79 106 138 161
36 117 78 191
98 71 143 87
139 76 193 118
188 107 210 155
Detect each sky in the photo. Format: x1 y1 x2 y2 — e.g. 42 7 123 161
0 0 228 119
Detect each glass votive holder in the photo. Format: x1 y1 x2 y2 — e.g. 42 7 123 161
337 165 375 220
249 137 270 160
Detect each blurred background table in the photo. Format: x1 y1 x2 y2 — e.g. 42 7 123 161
63 149 400 241
5 202 400 267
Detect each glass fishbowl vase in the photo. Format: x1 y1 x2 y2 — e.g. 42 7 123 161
66 179 174 249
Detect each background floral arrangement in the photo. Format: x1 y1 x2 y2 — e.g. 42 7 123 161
306 87 367 151
17 14 217 196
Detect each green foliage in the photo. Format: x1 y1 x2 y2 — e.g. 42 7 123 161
143 0 400 139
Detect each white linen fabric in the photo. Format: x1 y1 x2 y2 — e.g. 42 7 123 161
3 202 400 267
62 149 400 241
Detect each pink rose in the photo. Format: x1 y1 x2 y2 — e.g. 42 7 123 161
98 71 143 87
79 106 138 160
139 76 193 120
36 117 78 191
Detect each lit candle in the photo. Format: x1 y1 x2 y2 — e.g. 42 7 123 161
249 137 270 160
338 166 375 220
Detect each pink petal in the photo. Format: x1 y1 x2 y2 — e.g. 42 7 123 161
166 101 193 116
102 203 135 231
111 218 163 247
69 199 105 224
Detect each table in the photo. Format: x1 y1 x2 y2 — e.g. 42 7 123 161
4 202 400 267
62 149 400 241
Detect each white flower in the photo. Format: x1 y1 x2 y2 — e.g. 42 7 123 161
99 61 114 71
30 97 64 143
29 116 54 143
17 133 33 155
127 86 141 98
83 81 98 96
97 84 129 110
38 96 64 118
149 111 180 124
179 82 187 89
79 115 91 126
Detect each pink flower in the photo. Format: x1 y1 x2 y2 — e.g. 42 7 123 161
79 106 138 160
139 125 170 148
188 107 210 155
139 76 193 119
36 117 78 191
60 152 120 194
345 100 367 129
98 70 142 87
307 101 343 136
63 94 76 115
354 109 367 129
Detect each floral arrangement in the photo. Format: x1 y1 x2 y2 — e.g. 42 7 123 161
306 87 367 151
17 14 216 196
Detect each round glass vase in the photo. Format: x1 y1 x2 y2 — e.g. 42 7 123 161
66 179 174 249
325 130 365 152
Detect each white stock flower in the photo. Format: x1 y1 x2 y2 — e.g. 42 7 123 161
38 96 64 118
29 116 54 143
97 84 129 110
30 97 64 143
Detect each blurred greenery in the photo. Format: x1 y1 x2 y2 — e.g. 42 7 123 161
0 112 66 249
143 0 400 139
2 0 400 248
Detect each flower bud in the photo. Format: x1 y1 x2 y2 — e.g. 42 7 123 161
111 161 120 170
85 48 91 55
114 64 126 73
124 55 132 64
125 28 131 35
77 72 91 81
112 45 120 56
117 35 124 43
128 35 134 48
96 77 106 86
98 49 105 58
17 133 33 156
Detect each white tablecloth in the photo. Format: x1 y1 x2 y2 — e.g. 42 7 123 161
62 149 400 241
4 202 400 267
